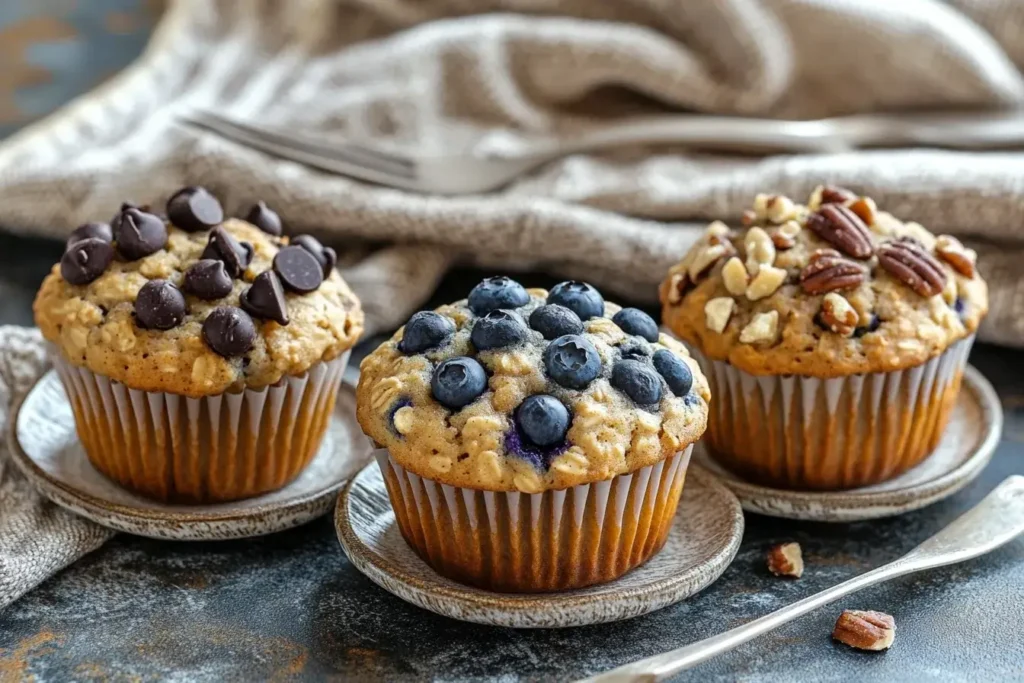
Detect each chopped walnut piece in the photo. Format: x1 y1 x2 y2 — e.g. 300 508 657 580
722 257 749 296
704 297 735 333
766 195 797 224
688 243 734 282
820 293 859 336
746 266 787 301
832 610 896 651
706 220 731 240
766 542 803 578
771 220 801 250
739 310 779 344
935 234 976 278
666 272 687 304
745 227 776 276
741 209 757 226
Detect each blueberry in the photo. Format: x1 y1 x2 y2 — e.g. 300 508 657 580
612 308 659 342
547 281 604 320
852 314 881 338
529 304 583 340
954 297 966 316
611 359 663 404
471 310 528 350
543 335 602 389
431 357 487 409
652 349 693 396
515 395 570 448
467 276 530 315
619 338 652 360
398 311 455 354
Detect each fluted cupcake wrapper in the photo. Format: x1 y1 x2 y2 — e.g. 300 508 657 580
376 445 693 593
690 335 974 491
52 351 350 503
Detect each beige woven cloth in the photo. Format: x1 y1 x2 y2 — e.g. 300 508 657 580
4 0 1024 608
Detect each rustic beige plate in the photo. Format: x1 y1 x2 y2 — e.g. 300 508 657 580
335 461 744 628
695 365 1002 522
10 369 373 540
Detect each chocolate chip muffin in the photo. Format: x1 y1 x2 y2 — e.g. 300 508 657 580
661 186 988 491
357 276 709 592
34 187 363 502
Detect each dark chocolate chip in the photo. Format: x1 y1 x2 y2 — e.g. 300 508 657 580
245 201 283 236
113 208 168 260
60 238 114 285
112 202 149 224
202 306 256 357
291 234 335 277
273 245 323 293
183 259 234 300
166 186 224 232
66 222 113 249
240 270 289 325
135 280 187 330
202 226 252 278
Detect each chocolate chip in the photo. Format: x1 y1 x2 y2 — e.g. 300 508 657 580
113 208 168 260
135 280 187 330
202 306 256 357
167 186 224 232
201 226 252 278
183 259 234 300
60 238 114 285
291 234 336 277
245 201 283 236
241 271 289 325
112 202 149 224
66 222 113 249
273 246 323 293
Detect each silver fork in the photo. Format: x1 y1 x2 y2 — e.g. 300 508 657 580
579 475 1024 683
179 109 1024 195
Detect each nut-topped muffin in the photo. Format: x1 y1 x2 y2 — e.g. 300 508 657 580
661 186 987 490
34 187 363 502
357 276 709 592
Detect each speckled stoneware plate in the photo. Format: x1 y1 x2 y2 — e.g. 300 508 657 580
9 369 373 540
335 463 744 628
694 364 1002 522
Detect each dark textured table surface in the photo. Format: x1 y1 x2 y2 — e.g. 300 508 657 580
0 232 1022 682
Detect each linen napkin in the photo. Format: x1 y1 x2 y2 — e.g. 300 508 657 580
5 0 1024 608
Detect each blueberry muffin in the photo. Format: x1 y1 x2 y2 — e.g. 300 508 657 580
357 276 709 592
34 187 363 502
661 186 987 490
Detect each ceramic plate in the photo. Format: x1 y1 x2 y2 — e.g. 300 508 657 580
335 462 744 628
694 365 1002 522
9 369 373 540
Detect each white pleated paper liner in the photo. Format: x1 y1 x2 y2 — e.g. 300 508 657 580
689 335 974 490
51 350 349 503
375 445 693 593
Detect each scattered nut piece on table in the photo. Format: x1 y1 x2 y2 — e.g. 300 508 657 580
832 609 896 651
766 542 804 578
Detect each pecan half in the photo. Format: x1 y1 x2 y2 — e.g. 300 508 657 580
800 249 867 294
821 185 856 205
832 610 896 651
806 204 874 259
877 238 947 297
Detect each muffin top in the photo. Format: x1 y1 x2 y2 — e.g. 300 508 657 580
34 188 363 397
660 186 988 377
356 277 710 493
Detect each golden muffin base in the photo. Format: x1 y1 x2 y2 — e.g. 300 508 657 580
52 352 349 503
692 336 974 491
377 446 693 593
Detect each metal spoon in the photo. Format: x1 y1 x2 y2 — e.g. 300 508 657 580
581 475 1024 683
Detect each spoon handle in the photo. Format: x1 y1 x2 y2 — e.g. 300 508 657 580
582 476 1024 683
